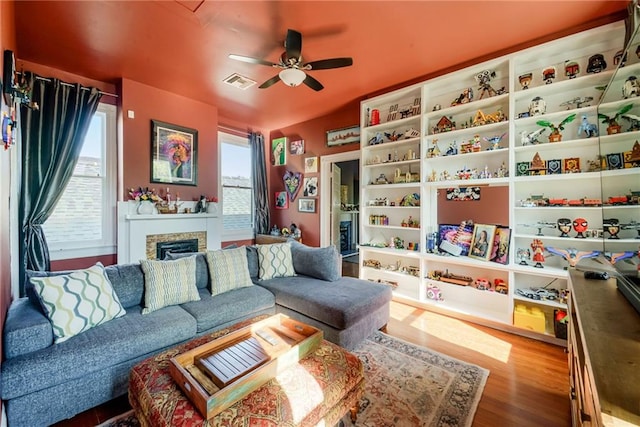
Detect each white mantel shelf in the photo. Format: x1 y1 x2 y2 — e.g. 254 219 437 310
117 201 222 264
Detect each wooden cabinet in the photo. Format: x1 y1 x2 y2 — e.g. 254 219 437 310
255 234 302 245
568 270 640 426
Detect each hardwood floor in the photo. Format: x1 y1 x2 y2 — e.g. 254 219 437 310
54 260 571 426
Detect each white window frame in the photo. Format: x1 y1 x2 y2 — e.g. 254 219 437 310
47 103 117 260
218 131 254 241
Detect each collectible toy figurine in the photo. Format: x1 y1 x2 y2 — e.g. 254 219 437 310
564 60 580 79
572 218 588 238
546 247 600 269
603 218 620 239
577 115 598 138
475 69 505 99
542 66 556 84
451 87 473 106
484 133 507 150
518 73 532 90
598 104 633 135
560 96 593 109
517 247 531 265
520 128 546 146
623 76 640 99
530 239 545 268
557 218 572 237
587 53 607 73
529 96 546 116
536 113 576 142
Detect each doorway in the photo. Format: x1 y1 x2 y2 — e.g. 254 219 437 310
319 151 360 259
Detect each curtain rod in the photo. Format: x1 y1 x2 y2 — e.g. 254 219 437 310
218 124 250 137
17 72 118 98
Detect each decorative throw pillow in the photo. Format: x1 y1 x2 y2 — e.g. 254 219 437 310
205 246 254 296
257 243 296 280
290 241 341 282
29 262 126 343
140 256 200 314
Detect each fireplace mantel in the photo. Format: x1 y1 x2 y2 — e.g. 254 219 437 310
117 201 221 264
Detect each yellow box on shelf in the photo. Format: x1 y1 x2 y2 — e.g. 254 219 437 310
513 304 546 333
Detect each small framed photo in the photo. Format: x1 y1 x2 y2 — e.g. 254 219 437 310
303 176 318 197
272 137 287 166
469 224 497 261
546 159 562 174
298 198 316 213
606 152 623 170
516 162 530 176
490 226 511 265
326 125 360 147
290 139 304 155
304 156 318 173
274 191 288 209
150 119 198 186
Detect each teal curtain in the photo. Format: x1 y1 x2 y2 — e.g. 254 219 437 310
18 73 102 295
250 132 270 235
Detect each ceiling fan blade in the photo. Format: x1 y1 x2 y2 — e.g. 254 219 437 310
229 54 277 67
305 57 353 70
259 74 281 89
285 29 302 60
303 74 324 91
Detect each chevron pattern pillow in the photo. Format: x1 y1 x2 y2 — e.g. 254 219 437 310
205 246 253 296
257 243 296 280
140 256 200 314
29 262 126 343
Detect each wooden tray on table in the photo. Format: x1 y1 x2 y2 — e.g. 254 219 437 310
169 314 323 419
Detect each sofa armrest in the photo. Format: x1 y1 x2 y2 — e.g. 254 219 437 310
3 298 53 359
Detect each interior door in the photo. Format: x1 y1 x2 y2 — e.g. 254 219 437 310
331 163 342 249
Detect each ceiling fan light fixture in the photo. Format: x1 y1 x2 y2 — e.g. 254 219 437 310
279 68 306 87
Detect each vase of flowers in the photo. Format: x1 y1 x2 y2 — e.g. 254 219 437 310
128 187 162 214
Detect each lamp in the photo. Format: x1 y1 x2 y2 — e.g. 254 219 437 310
279 68 306 87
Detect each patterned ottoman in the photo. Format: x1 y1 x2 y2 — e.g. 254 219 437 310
129 318 364 427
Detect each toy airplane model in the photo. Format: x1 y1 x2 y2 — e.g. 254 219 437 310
602 251 636 264
546 247 600 268
520 128 546 146
559 96 594 109
519 221 556 236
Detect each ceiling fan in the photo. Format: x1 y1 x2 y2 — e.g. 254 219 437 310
229 29 353 91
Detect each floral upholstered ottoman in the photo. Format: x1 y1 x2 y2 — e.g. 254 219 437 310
128 318 364 427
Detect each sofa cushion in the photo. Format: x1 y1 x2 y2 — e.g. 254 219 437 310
256 276 392 330
164 252 210 290
104 263 145 309
0 305 197 400
257 243 296 280
290 241 341 281
3 298 53 359
140 256 200 314
180 286 276 333
28 263 126 343
205 247 253 296
246 245 259 280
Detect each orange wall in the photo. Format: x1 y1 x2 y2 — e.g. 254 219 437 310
120 78 220 203
437 187 509 226
0 0 16 361
269 100 360 247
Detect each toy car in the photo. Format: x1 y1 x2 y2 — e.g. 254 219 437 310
494 279 508 294
474 278 490 290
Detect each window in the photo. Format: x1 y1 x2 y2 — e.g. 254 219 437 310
43 103 117 259
219 132 253 240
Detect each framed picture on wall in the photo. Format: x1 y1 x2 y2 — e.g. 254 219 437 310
304 156 318 173
272 137 287 166
469 224 497 261
490 226 511 265
298 198 316 213
150 119 198 186
303 177 318 197
290 139 304 155
275 191 288 209
327 125 360 146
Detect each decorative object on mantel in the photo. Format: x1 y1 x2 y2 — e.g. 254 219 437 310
129 187 163 215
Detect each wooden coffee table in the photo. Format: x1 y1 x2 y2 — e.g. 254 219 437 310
129 315 364 426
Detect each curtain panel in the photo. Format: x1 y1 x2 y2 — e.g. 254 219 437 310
250 132 270 235
18 73 102 295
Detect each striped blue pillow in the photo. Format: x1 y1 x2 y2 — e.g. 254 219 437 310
257 243 296 280
29 263 126 343
140 256 200 314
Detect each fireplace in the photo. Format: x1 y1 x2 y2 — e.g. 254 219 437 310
156 239 199 260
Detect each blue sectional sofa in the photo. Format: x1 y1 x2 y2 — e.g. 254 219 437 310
0 243 391 426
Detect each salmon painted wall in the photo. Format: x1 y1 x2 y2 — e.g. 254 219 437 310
1 0 16 360
121 78 219 204
437 187 509 226
269 101 360 247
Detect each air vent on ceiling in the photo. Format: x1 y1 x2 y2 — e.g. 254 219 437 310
223 73 256 90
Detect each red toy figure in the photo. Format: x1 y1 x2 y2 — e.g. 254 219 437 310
531 239 545 268
573 217 588 238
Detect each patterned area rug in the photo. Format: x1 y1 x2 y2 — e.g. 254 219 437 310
98 331 488 427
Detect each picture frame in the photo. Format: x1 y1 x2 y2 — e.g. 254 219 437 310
298 198 316 213
437 223 474 256
272 137 287 166
563 157 581 173
303 176 318 197
546 159 562 175
606 152 623 170
304 156 318 173
516 162 530 176
469 224 497 261
326 125 360 147
274 191 288 209
290 139 304 155
490 226 511 265
150 119 198 186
